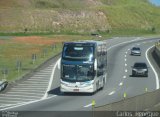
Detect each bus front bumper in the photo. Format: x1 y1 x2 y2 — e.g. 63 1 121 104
60 84 94 93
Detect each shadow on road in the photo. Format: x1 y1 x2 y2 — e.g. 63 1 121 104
48 87 93 96
129 75 148 78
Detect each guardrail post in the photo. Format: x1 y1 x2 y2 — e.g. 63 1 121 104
32 54 37 64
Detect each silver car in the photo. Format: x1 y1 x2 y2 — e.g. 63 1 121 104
131 47 141 56
132 62 148 77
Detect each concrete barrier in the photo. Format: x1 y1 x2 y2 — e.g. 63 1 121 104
153 46 160 68
95 89 160 111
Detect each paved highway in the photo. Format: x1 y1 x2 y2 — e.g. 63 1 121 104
1 37 160 113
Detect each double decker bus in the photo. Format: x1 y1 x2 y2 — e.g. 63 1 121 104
60 40 107 93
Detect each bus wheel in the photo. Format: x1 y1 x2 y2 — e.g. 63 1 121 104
102 78 105 90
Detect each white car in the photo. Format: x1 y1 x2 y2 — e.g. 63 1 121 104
131 47 141 56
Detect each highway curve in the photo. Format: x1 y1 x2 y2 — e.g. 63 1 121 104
2 37 160 116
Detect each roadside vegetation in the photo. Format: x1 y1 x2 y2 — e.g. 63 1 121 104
0 0 160 35
0 35 98 82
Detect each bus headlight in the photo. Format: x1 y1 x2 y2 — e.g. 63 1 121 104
61 80 69 86
83 80 94 86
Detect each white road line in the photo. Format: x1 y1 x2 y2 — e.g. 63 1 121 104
17 83 47 86
125 52 128 54
123 76 127 79
27 79 49 82
11 87 45 90
34 74 49 76
125 55 127 58
1 95 57 111
30 76 49 79
146 45 159 89
84 103 92 108
0 94 41 98
5 89 45 93
119 82 123 86
14 86 47 89
108 91 115 95
36 72 51 75
125 69 128 73
43 58 61 99
6 92 44 95
107 37 142 51
40 70 52 72
125 63 127 67
24 80 48 83
0 100 24 103
0 96 39 100
125 58 127 61
137 43 140 46
0 104 13 108
128 49 130 51
21 81 48 85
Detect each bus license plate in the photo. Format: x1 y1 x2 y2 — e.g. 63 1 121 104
73 89 79 92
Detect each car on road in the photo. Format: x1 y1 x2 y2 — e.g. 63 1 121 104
0 80 8 92
132 62 148 77
131 47 141 56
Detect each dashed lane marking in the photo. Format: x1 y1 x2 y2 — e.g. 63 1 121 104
119 82 123 86
84 103 92 108
123 76 127 79
108 91 115 95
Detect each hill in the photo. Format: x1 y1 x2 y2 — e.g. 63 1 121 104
0 0 160 35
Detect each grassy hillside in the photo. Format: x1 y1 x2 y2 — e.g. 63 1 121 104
0 0 160 35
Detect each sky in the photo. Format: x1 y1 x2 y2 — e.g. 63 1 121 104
149 0 160 6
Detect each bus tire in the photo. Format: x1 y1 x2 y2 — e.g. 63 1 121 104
102 78 105 90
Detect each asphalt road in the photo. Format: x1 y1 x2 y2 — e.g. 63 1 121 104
1 37 160 114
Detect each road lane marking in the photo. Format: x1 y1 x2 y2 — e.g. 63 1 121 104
0 95 57 111
43 58 61 99
123 76 127 79
125 69 128 73
14 85 47 88
84 103 92 108
11 87 46 90
125 58 127 61
125 63 127 67
7 92 44 96
24 80 49 83
27 79 49 81
128 49 130 51
146 45 159 89
108 91 115 95
4 89 45 93
125 55 127 58
0 94 41 98
107 37 142 51
119 82 123 86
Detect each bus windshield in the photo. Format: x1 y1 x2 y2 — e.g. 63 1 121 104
63 45 94 59
62 64 94 82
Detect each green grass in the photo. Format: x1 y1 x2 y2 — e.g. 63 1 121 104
1 0 160 35
0 35 99 82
